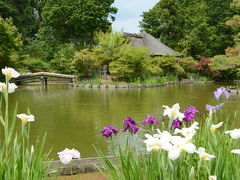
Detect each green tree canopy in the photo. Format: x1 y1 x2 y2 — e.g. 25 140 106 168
140 0 238 57
41 0 117 44
0 0 38 39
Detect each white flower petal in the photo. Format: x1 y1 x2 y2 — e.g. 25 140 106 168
168 148 181 160
231 149 240 154
59 154 73 164
17 114 35 123
209 175 217 180
2 67 20 79
8 83 17 93
182 143 196 154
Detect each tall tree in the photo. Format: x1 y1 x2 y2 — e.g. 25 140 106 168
0 0 37 39
178 0 213 57
140 0 182 50
225 0 240 56
140 0 239 57
41 0 117 44
203 0 238 55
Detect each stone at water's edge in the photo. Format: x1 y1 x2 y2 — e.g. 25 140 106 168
47 172 106 180
47 156 114 176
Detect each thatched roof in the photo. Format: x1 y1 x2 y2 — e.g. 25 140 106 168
125 32 180 56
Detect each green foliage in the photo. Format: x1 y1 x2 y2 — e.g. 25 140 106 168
176 57 198 74
22 39 54 61
140 0 181 50
109 46 151 81
72 49 100 78
94 31 126 65
49 44 76 74
42 0 117 44
0 17 22 69
210 55 240 80
225 0 240 57
18 57 50 72
0 0 38 39
140 0 237 57
144 56 185 76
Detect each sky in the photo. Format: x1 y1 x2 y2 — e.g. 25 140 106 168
112 0 159 33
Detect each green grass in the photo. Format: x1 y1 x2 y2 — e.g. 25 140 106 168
76 75 184 86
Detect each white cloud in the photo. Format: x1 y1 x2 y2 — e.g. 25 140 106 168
112 0 159 33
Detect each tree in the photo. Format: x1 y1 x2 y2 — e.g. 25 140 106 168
178 0 213 57
225 0 240 56
140 0 238 57
140 0 182 51
0 0 38 39
41 0 117 44
0 17 22 68
203 0 238 55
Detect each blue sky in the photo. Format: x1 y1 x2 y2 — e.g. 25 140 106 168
112 0 159 33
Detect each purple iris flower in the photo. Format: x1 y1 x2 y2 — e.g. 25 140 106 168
214 87 230 100
101 124 119 138
122 117 139 134
142 115 159 126
183 106 200 123
206 103 224 112
172 119 182 130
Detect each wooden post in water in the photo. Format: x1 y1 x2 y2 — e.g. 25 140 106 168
44 77 48 85
41 77 48 85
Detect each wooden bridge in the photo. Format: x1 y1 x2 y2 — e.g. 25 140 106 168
11 72 77 85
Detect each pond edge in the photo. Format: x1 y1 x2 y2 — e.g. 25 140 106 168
71 80 214 89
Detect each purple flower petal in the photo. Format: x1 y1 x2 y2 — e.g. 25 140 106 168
122 117 139 134
183 106 200 123
214 91 221 100
112 128 119 135
101 124 119 138
142 115 159 126
224 91 230 99
172 119 182 129
129 123 139 134
206 103 224 112
214 87 230 100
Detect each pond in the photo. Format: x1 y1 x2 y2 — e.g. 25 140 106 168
10 83 240 159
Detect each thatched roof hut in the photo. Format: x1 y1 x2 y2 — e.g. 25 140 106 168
125 32 180 56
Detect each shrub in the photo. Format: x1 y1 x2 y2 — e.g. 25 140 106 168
18 57 50 72
210 55 240 80
176 57 198 74
109 46 151 81
72 49 100 78
144 56 185 76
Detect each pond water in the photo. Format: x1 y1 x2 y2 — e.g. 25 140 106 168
10 83 240 159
